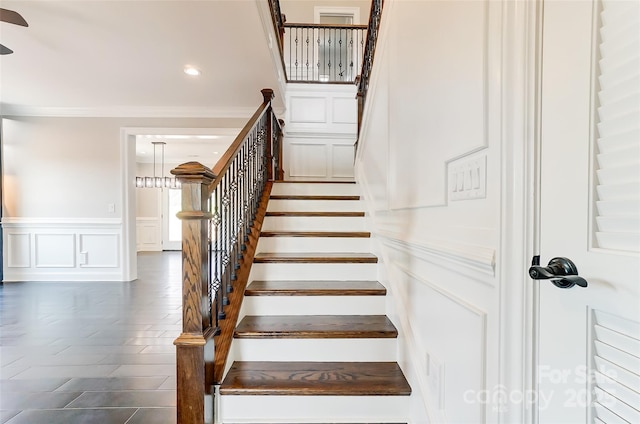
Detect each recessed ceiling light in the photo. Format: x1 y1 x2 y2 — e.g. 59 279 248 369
184 65 201 76
213 151 219 155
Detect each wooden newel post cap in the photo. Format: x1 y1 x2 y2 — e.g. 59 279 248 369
261 88 275 103
171 161 215 184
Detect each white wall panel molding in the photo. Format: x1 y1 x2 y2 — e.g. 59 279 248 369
34 234 76 268
136 217 162 252
390 263 488 423
2 217 122 228
6 233 31 268
2 218 125 282
284 84 358 135
286 137 356 180
379 231 496 280
289 97 328 123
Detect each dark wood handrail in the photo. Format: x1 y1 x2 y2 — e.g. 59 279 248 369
356 0 384 143
284 22 368 30
209 89 274 192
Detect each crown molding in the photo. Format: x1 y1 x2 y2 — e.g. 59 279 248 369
0 104 263 119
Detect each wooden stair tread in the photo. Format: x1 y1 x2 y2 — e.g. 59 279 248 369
254 252 377 263
265 211 365 217
220 361 411 396
245 280 386 296
234 315 397 339
260 231 370 238
270 195 360 201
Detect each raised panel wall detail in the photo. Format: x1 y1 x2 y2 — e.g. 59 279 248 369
290 97 327 123
2 219 124 281
136 217 161 252
7 233 30 268
80 234 119 268
35 234 76 268
331 144 356 178
332 97 358 124
289 143 328 178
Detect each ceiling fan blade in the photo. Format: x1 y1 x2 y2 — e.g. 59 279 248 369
0 44 14 55
0 8 28 27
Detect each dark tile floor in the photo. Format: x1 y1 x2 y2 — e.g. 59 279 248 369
0 252 181 424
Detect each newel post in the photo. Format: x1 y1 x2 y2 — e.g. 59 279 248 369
171 162 215 424
262 88 275 181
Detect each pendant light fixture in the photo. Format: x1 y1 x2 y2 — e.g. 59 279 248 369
135 141 181 189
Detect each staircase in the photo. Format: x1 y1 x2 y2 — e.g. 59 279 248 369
219 181 411 423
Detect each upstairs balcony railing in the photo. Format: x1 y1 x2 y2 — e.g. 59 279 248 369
283 23 368 83
172 89 283 424
268 0 382 85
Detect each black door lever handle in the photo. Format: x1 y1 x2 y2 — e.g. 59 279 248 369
529 256 588 289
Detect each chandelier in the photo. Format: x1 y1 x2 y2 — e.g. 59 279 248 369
135 141 181 189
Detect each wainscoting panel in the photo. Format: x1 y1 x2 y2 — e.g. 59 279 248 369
136 217 161 252
289 96 327 123
332 97 358 124
289 142 328 178
79 234 119 268
285 84 358 135
35 234 75 268
7 233 30 268
2 218 124 281
286 137 356 181
331 144 356 178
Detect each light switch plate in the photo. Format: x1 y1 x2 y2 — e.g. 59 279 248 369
448 154 487 201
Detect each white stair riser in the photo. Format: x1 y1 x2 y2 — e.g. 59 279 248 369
262 216 367 231
256 237 371 253
219 395 409 423
249 263 378 281
240 295 385 317
267 199 363 212
271 183 360 196
231 338 397 362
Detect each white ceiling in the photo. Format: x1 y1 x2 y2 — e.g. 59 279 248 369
0 0 283 114
135 132 240 166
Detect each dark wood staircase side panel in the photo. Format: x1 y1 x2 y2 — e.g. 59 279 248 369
220 361 412 396
245 280 386 296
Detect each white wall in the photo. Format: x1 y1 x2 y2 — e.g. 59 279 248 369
1 116 246 281
355 0 529 422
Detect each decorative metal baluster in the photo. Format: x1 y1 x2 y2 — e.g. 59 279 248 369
305 28 310 81
349 30 354 80
221 173 231 303
327 28 332 80
317 30 321 81
294 28 299 80
210 186 223 322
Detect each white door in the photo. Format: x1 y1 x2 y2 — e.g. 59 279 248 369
536 0 640 422
162 188 182 250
